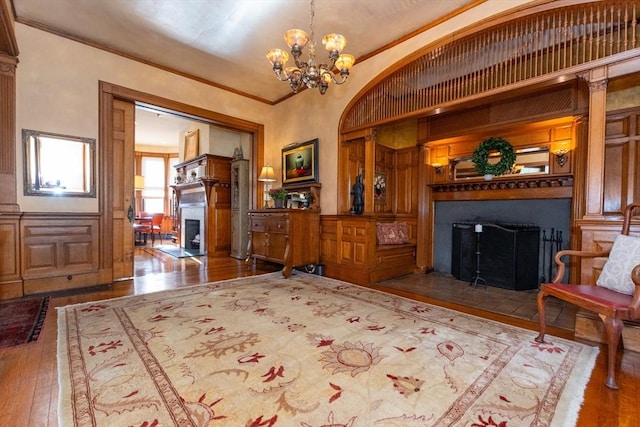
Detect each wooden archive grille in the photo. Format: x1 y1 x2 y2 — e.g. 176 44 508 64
342 0 639 131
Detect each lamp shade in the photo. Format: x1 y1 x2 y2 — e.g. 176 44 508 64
258 166 276 182
134 175 145 190
335 54 355 71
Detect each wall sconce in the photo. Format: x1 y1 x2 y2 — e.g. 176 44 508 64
553 149 569 167
432 156 448 175
258 165 276 209
551 140 572 168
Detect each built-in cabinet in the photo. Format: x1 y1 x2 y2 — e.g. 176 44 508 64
230 159 249 259
247 209 320 277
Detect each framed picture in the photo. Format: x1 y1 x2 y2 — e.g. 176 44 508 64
282 138 318 185
374 172 387 203
184 129 199 161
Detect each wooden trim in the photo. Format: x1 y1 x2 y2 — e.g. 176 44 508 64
430 175 573 201
0 0 19 57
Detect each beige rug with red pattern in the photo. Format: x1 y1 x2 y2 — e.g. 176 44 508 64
57 272 597 426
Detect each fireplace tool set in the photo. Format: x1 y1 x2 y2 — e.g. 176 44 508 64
540 228 563 285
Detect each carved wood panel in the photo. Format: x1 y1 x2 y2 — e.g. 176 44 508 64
21 214 99 278
0 214 21 299
603 107 640 216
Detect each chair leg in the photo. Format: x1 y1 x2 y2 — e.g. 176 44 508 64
535 290 549 343
602 316 623 390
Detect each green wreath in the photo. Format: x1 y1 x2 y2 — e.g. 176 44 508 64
472 137 516 176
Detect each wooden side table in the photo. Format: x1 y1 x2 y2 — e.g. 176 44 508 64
247 209 320 277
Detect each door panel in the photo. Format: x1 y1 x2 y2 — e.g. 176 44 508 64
111 99 135 279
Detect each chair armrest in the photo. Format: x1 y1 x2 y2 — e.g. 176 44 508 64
550 249 610 284
630 264 640 319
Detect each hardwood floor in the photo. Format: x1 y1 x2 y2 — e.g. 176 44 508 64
1 247 638 426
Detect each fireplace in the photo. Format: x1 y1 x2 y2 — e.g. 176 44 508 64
180 206 205 253
434 199 571 285
184 219 200 250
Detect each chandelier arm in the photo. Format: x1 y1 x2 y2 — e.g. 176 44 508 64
273 69 292 82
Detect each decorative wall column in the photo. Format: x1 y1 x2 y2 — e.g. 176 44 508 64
363 128 376 214
0 54 23 297
581 66 608 220
0 55 19 213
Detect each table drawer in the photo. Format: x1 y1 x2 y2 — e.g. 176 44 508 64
267 218 288 233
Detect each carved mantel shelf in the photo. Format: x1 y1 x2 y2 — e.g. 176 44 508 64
430 175 573 201
171 178 221 206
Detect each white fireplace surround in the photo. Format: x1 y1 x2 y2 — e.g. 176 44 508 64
180 205 206 252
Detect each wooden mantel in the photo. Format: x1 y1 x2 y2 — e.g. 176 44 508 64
430 175 573 201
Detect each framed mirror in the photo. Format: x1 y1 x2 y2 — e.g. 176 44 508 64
23 129 96 197
452 146 550 180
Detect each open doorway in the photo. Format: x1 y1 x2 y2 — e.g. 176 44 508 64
133 104 253 262
99 82 264 282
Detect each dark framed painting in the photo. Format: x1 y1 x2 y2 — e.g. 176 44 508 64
282 138 318 185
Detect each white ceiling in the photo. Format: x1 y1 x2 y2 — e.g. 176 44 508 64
12 0 475 104
134 107 198 148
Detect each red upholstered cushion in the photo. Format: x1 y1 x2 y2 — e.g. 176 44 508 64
542 283 632 309
376 222 409 245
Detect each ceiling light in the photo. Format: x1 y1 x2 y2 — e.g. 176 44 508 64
266 0 355 95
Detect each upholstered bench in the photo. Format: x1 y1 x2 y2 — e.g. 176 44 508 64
372 221 417 283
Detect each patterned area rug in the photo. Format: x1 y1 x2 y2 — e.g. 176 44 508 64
57 272 597 426
0 296 49 349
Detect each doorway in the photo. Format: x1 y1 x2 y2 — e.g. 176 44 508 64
99 82 264 281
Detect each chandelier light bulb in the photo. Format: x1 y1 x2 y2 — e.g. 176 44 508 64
266 0 354 95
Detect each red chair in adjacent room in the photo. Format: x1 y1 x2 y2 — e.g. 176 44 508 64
536 203 640 389
150 213 164 246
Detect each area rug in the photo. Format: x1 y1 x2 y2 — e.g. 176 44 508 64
57 272 597 426
157 247 205 258
0 296 49 348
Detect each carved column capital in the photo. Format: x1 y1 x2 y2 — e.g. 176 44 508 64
578 67 608 93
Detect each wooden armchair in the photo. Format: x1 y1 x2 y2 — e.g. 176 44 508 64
536 203 640 389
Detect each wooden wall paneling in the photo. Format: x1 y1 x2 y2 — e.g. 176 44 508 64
394 147 419 215
603 140 629 215
207 186 231 256
374 144 394 214
319 217 338 264
602 107 640 216
0 213 22 299
20 213 104 294
344 137 365 214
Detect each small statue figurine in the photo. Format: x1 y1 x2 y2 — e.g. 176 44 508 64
351 174 364 215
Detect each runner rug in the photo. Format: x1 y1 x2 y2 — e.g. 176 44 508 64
57 272 597 426
0 296 49 349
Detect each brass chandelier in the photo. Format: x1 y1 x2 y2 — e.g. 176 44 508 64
266 0 355 95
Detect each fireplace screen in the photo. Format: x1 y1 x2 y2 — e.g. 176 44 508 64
452 222 540 290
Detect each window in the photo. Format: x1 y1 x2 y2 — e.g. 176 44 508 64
137 153 178 214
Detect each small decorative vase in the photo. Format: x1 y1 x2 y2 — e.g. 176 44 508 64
274 199 285 209
295 154 304 169
483 174 494 181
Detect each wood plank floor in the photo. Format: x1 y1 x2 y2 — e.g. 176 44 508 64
0 247 638 426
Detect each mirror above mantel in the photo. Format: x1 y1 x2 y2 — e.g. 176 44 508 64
451 146 550 180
